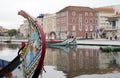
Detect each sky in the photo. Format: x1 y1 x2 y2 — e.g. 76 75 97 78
0 0 120 29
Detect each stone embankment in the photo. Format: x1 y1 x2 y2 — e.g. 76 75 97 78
76 39 120 46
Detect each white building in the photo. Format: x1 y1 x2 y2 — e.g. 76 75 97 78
19 20 29 38
107 13 120 39
94 8 115 38
96 4 120 39
103 4 120 14
94 8 115 28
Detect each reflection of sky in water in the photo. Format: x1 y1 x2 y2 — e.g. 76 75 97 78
12 66 66 78
0 48 18 61
75 72 120 78
42 66 66 78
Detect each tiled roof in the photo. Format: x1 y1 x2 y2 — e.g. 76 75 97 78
57 6 97 13
94 8 114 13
110 13 120 18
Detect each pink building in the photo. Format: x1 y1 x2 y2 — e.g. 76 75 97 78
56 6 98 39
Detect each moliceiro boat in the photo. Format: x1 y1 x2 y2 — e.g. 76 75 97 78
47 38 76 46
0 10 46 78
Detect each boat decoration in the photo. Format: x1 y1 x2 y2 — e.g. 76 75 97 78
18 10 46 78
100 46 120 52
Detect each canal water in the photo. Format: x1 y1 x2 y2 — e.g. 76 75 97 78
0 42 120 78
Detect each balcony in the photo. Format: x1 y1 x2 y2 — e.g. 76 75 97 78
105 26 118 31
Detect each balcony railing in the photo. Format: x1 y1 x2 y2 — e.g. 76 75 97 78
105 26 118 31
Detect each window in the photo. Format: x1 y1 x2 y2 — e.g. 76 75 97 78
96 19 98 24
95 13 98 16
85 25 88 31
79 24 82 31
61 18 66 23
90 25 93 31
85 12 88 16
72 11 76 16
72 25 75 31
90 18 93 24
79 14 82 31
85 18 88 24
111 21 116 26
61 12 66 16
72 18 76 23
79 22 82 26
90 12 93 16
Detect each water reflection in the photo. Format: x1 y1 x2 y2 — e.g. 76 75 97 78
0 43 120 78
0 42 20 50
7 43 19 49
45 45 120 78
0 42 20 61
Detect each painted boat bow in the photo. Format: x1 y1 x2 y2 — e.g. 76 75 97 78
18 10 46 78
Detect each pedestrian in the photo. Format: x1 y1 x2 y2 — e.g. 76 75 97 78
115 35 117 40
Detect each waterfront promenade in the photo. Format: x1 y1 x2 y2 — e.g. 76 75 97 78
0 37 120 46
0 37 27 44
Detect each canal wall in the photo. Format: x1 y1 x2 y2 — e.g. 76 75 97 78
0 36 120 46
76 39 120 46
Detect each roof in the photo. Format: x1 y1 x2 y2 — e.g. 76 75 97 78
94 8 114 13
57 6 97 13
107 13 120 21
109 13 120 18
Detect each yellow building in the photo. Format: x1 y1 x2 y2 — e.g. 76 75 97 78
36 14 56 39
19 13 57 39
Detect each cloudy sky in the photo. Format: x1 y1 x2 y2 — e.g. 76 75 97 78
0 0 120 29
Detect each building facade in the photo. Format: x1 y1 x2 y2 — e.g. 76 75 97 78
107 13 120 40
0 26 8 36
94 8 115 28
56 6 98 39
19 20 29 38
44 14 56 39
103 4 120 14
94 8 115 38
37 14 56 39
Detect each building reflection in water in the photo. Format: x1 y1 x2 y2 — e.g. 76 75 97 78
45 45 120 78
0 43 20 61
0 42 20 51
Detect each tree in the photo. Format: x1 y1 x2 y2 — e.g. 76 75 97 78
7 29 18 37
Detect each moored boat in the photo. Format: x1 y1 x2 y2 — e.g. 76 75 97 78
100 46 120 52
47 38 76 46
